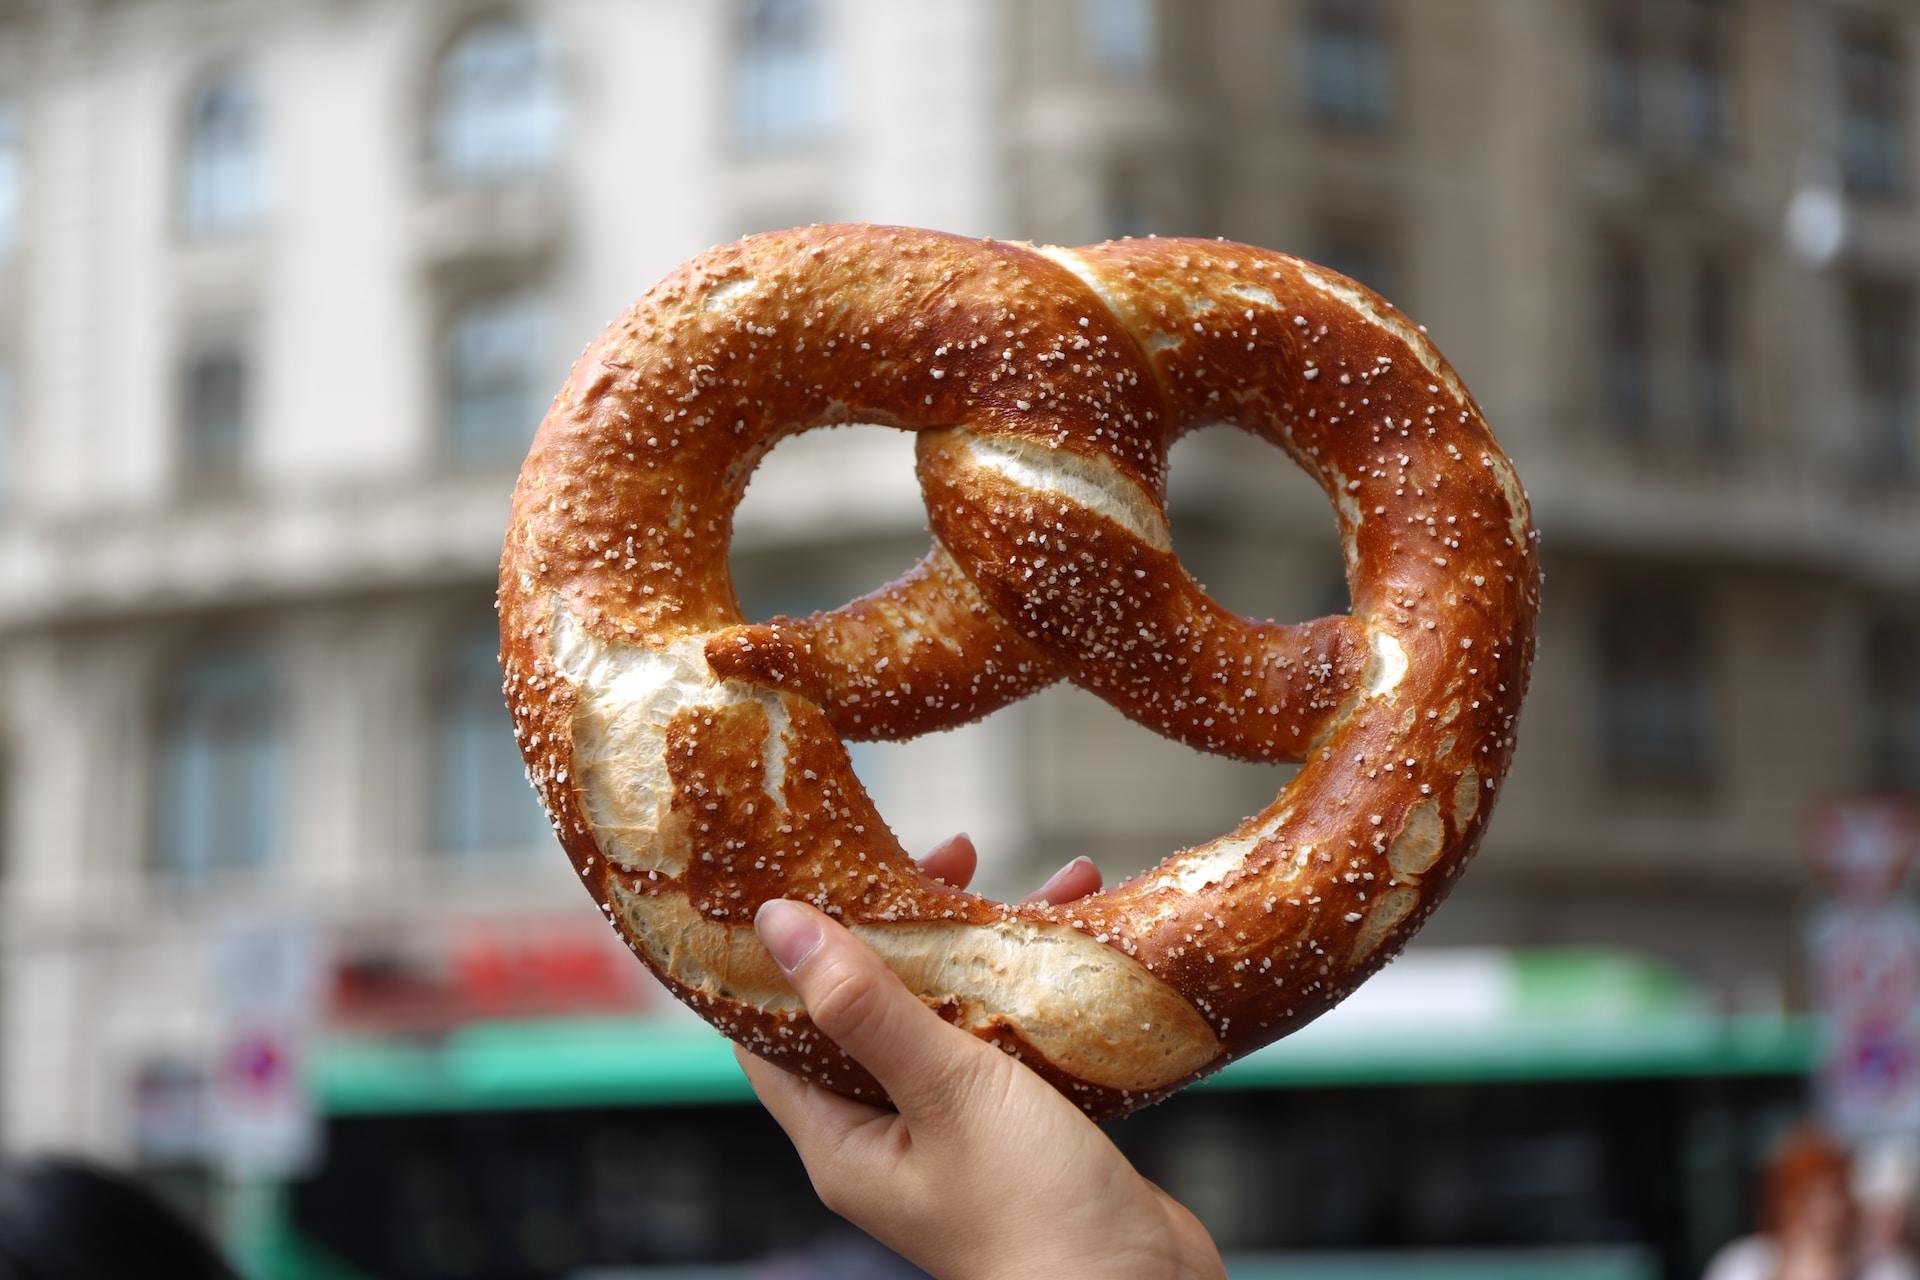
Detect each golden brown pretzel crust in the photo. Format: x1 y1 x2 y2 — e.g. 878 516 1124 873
498 224 1540 1119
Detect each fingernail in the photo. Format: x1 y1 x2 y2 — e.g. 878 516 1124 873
921 833 967 860
1035 856 1093 900
756 899 824 974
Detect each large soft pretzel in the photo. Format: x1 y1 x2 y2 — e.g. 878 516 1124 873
499 225 1539 1119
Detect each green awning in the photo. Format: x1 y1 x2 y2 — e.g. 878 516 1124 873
314 949 1816 1116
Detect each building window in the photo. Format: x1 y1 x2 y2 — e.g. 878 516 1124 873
1840 26 1908 199
733 0 831 148
180 75 260 238
0 97 20 256
1850 281 1916 476
180 348 246 494
1677 0 1733 152
1102 169 1150 240
1596 0 1646 140
156 644 282 884
1086 0 1155 75
1316 223 1399 303
444 289 549 467
1597 0 1735 152
0 363 13 514
1598 247 1744 450
1692 258 1739 446
0 748 9 893
1599 243 1651 438
434 621 549 856
1866 616 1920 793
1596 588 1715 782
430 16 562 184
1301 0 1392 130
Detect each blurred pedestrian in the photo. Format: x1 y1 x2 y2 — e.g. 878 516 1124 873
1854 1139 1920 1280
0 1155 239 1280
1701 1127 1908 1280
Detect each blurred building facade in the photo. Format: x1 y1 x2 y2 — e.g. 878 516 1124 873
0 0 1013 1162
0 0 1912 1194
1004 0 1920 1007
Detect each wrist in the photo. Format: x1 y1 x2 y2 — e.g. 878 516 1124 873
1155 1194 1228 1280
954 1193 1223 1280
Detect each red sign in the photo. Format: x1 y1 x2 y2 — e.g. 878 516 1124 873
1811 797 1920 903
329 918 654 1032
224 1033 291 1096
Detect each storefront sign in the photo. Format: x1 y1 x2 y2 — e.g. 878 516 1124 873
328 917 654 1032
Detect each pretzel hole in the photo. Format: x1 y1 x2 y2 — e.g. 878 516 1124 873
1029 681 1302 895
1165 423 1350 623
729 422 921 624
727 420 1027 891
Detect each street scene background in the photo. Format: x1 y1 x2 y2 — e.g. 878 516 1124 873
0 1 1917 1277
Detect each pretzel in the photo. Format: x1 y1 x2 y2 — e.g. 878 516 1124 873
498 225 1539 1118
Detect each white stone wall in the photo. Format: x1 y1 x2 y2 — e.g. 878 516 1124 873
0 0 1010 1157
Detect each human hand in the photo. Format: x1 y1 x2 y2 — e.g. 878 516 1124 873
733 836 1226 1280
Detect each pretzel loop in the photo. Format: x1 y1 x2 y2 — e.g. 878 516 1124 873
498 225 1540 1118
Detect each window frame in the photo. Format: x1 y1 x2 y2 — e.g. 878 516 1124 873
153 640 285 887
1314 217 1403 305
0 742 11 898
1593 237 1750 453
1101 164 1153 241
1864 614 1920 793
440 283 553 470
1593 585 1718 786
1085 0 1157 77
429 616 551 858
1595 0 1648 142
178 339 250 496
0 359 14 517
0 94 21 258
1690 254 1741 448
1594 0 1740 155
1676 0 1736 154
426 11 564 187
178 70 263 240
730 0 835 151
1838 22 1910 201
1847 277 1917 477
1598 239 1654 440
1299 0 1395 133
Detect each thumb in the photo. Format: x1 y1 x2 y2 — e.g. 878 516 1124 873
756 898 985 1126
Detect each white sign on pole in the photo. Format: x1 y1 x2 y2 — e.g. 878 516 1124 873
1809 901 1920 1140
205 919 323 1178
1806 797 1920 1140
